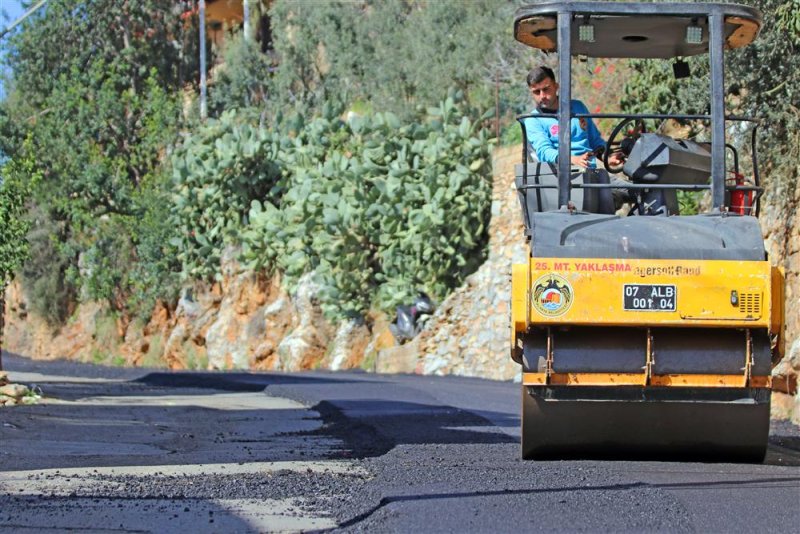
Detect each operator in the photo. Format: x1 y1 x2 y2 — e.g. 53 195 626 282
524 66 624 169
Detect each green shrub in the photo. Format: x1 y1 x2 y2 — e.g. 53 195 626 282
80 216 135 311
184 344 208 370
208 32 274 116
268 0 514 120
169 92 492 320
0 142 38 286
126 176 183 320
242 94 493 318
170 110 283 280
499 122 523 147
141 333 165 368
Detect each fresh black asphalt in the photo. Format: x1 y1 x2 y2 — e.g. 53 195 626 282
1 352 798 533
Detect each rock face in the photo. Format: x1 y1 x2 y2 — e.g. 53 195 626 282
269 273 328 371
322 319 372 372
772 338 800 424
762 190 800 345
203 248 274 370
2 255 366 374
761 186 800 418
3 282 111 363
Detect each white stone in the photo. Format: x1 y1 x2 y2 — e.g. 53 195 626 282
0 383 28 398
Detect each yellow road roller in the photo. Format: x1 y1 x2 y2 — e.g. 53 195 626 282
510 1 784 461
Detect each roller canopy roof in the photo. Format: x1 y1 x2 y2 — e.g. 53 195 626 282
514 1 762 58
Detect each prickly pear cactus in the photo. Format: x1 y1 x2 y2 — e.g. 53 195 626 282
170 110 283 280
243 95 493 318
172 96 492 318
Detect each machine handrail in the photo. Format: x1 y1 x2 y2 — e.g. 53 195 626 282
517 112 760 123
516 183 763 192
515 113 763 215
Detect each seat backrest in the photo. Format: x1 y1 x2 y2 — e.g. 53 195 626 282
514 163 615 232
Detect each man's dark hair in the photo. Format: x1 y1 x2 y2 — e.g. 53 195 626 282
527 66 555 87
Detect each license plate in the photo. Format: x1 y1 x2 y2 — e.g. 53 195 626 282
623 284 676 311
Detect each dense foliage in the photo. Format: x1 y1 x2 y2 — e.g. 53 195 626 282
267 0 526 119
0 0 199 323
0 142 38 286
0 0 510 328
242 96 493 318
729 0 800 244
0 141 39 361
4 0 795 336
170 110 283 280
169 96 493 319
208 33 274 116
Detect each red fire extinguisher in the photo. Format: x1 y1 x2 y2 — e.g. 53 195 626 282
729 172 753 215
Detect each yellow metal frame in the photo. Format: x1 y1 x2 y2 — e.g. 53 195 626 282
512 257 784 330
520 325 771 388
522 372 771 388
771 266 786 359
511 257 784 389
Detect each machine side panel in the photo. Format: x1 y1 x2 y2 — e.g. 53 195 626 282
510 262 530 363
771 265 786 359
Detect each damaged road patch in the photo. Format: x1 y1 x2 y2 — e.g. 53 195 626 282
0 369 370 533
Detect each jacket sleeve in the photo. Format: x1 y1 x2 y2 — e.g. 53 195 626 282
524 118 559 164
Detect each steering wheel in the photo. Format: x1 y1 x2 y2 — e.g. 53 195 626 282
603 117 647 174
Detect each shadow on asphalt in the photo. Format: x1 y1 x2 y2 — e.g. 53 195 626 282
135 371 372 392
295 396 800 466
295 395 800 466
5 352 799 467
0 406 330 471
300 399 518 460
0 495 253 533
5 352 375 392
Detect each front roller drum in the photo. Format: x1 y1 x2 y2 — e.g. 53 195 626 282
521 386 770 462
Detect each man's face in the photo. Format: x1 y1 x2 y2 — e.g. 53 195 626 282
529 77 559 109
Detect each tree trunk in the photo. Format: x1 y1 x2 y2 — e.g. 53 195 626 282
243 0 251 42
0 281 6 371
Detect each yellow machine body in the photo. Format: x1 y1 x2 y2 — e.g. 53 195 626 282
513 258 781 328
511 257 784 388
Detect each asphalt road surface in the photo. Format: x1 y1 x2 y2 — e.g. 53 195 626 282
1 352 799 533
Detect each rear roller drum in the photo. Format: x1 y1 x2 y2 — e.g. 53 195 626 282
521 385 770 462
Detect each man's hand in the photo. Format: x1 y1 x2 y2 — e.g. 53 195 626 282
607 151 625 167
570 152 593 168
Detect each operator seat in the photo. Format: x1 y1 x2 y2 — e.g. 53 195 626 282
515 145 615 231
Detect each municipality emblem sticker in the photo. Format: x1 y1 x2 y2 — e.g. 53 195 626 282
532 274 574 317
